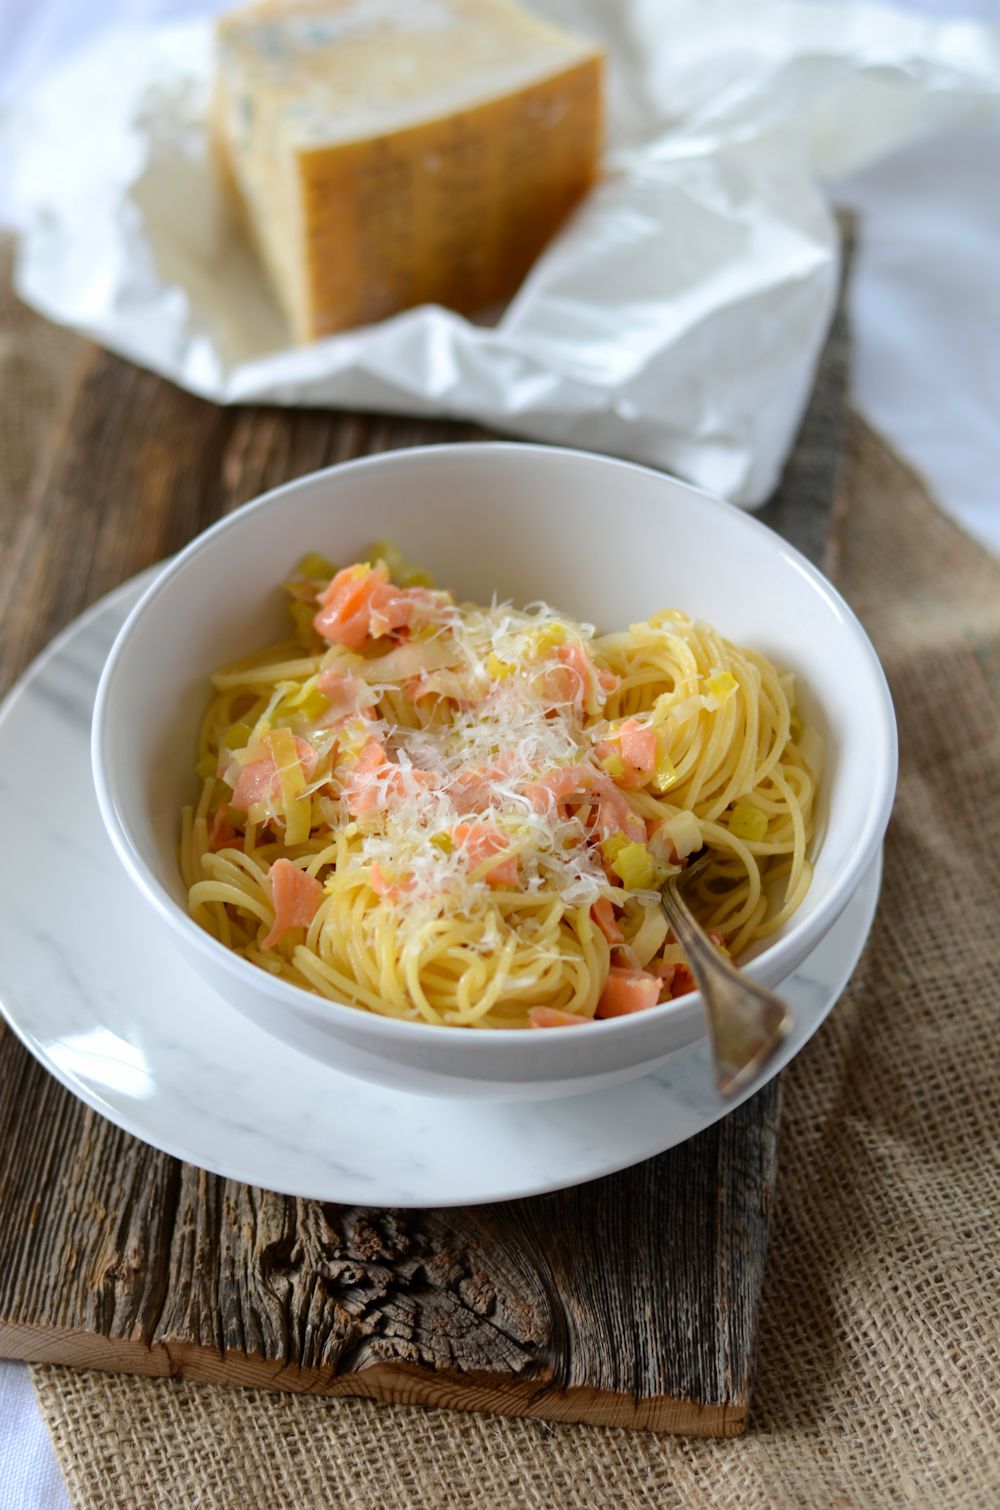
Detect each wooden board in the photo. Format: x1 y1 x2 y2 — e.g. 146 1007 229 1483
0 257 848 1435
0 1029 779 1434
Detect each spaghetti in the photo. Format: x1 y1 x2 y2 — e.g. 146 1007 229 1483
181 546 821 1028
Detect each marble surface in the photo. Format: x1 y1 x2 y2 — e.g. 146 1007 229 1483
0 571 882 1208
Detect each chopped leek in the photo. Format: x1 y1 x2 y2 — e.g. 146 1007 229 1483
659 809 702 860
366 539 403 574
295 551 336 582
611 841 658 891
601 752 626 779
530 622 567 655
276 688 326 724
397 566 434 589
652 751 677 793
486 652 514 682
706 671 737 703
600 832 630 865
274 677 330 726
364 539 434 589
196 754 217 781
729 799 768 842
288 599 321 648
268 728 311 846
629 906 669 966
297 688 330 723
222 720 252 750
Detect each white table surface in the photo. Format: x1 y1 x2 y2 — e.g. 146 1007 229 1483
1 3 998 1506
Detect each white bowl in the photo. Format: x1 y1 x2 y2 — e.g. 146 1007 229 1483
92 444 896 1101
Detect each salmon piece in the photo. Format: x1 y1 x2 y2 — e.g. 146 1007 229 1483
597 718 658 790
522 764 594 813
593 777 645 841
523 765 644 843
314 564 385 648
452 823 519 888
315 669 375 723
368 582 446 639
263 858 323 948
527 1007 591 1028
382 763 435 809
229 756 272 811
449 763 508 815
540 642 614 714
669 962 696 999
619 718 657 774
523 765 600 835
314 562 447 647
650 959 677 994
595 967 661 1018
555 643 594 707
342 738 389 816
343 738 434 817
230 736 317 814
619 718 657 770
207 802 244 853
651 938 722 1001
591 897 624 945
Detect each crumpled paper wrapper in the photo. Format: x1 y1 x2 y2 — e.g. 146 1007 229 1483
6 0 1000 504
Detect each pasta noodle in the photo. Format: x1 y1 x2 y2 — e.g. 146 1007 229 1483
181 547 820 1029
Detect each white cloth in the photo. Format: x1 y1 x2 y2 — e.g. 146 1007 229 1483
0 1363 70 1510
840 116 1000 553
1 5 999 1509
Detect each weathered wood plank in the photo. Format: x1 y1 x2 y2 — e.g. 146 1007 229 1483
0 356 480 694
0 1019 778 1433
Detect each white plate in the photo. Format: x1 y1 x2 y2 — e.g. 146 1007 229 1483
0 574 882 1207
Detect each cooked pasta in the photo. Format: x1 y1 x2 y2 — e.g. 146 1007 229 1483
180 545 821 1029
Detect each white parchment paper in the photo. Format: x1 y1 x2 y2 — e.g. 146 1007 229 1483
6 1 1000 504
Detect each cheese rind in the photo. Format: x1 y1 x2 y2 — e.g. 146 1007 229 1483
214 0 603 341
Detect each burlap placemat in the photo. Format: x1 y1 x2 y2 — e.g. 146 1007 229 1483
5 232 997 1500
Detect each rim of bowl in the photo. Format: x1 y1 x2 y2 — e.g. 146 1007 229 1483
91 442 898 1047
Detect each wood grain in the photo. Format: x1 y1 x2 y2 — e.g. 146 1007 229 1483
0 1017 778 1433
0 240 848 1432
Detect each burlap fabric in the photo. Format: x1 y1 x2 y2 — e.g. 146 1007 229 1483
4 239 997 1503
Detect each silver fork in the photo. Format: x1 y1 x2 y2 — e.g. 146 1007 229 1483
659 853 793 1096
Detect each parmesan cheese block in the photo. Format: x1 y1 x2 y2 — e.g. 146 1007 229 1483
214 0 603 342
